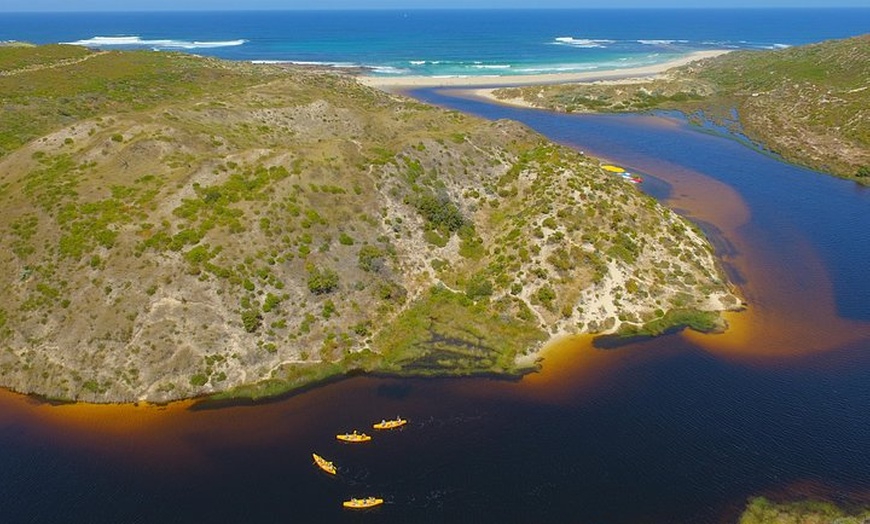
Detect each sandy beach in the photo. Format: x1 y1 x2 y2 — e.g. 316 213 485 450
356 50 731 91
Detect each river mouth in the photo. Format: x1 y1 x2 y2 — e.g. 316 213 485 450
1 90 868 524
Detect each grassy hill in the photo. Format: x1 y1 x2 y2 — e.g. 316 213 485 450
0 46 739 402
492 35 870 183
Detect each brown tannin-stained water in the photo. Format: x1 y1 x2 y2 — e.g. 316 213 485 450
1 91 869 524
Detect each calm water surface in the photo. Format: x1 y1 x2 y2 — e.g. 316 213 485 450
0 91 868 523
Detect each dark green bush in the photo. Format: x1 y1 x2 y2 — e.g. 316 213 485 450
307 267 339 294
241 309 261 333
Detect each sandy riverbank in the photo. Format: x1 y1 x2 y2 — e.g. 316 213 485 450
356 50 731 91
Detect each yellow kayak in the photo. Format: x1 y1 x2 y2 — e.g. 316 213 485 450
343 497 384 509
601 164 626 173
372 417 407 430
312 452 336 475
336 430 372 443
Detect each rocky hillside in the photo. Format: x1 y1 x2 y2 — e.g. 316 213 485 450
0 46 739 402
493 35 870 183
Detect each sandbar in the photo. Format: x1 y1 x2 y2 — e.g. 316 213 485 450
356 50 731 91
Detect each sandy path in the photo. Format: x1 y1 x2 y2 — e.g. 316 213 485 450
0 50 108 77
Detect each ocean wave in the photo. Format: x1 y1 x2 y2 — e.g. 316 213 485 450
514 64 598 74
62 35 247 50
470 64 512 70
250 60 368 72
698 39 793 51
408 60 478 67
637 39 690 45
252 59 359 68
553 37 614 48
369 65 410 75
408 60 447 65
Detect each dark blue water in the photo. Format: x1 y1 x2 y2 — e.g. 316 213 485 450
2 9 869 76
2 337 869 524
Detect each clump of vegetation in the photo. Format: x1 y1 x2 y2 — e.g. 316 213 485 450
307 266 339 294
619 308 722 337
357 245 386 272
415 193 466 234
241 309 262 333
739 497 870 524
374 286 545 375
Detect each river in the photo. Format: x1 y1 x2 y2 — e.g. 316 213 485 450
0 90 868 524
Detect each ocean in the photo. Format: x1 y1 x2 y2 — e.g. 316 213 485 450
1 9 870 523
1 9 869 77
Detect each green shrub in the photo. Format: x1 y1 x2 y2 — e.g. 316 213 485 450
184 244 214 265
322 300 337 319
415 193 465 232
535 286 556 309
338 232 354 245
241 309 261 333
358 245 385 272
423 230 448 247
465 274 494 300
352 321 371 337
189 374 208 386
262 292 282 313
307 266 339 294
377 281 407 304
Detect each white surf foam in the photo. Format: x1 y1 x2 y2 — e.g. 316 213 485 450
62 36 247 50
471 64 512 70
553 37 615 48
637 39 689 45
250 60 361 69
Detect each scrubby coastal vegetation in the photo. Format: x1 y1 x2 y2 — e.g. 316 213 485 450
739 497 870 524
0 45 738 402
492 35 870 183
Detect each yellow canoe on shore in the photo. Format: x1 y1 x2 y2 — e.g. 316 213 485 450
373 417 407 430
343 497 384 509
336 430 372 443
312 452 337 475
601 164 626 173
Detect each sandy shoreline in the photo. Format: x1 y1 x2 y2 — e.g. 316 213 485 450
356 50 731 90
